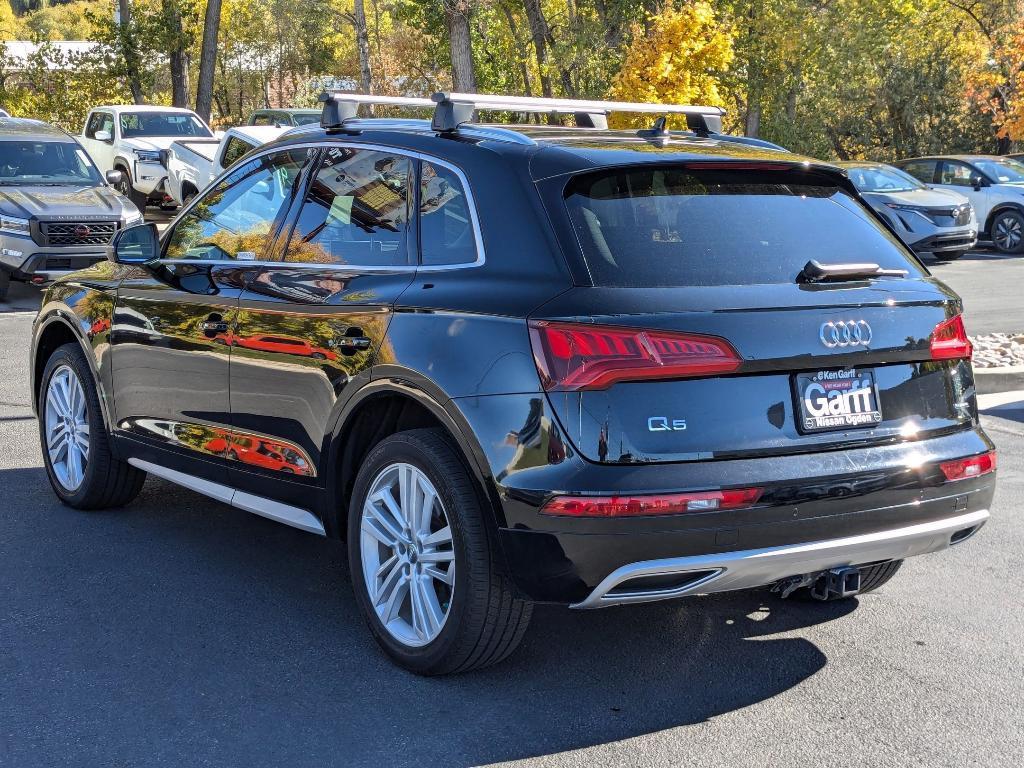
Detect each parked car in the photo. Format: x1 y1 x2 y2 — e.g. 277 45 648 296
0 117 142 300
31 93 995 675
79 105 214 212
893 155 1024 253
166 124 289 205
836 161 977 260
246 108 321 127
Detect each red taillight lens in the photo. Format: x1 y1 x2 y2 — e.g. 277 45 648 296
540 488 763 517
528 321 741 391
939 451 996 482
930 315 972 360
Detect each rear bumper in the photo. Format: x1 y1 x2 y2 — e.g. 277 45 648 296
570 508 987 608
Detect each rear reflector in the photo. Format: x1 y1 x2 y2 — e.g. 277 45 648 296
528 321 741 391
930 315 972 360
541 488 763 517
939 451 996 482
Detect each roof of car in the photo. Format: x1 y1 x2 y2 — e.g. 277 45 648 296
263 120 842 180
0 117 72 140
895 154 1013 163
93 105 199 115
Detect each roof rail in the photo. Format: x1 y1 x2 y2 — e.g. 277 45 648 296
319 90 726 136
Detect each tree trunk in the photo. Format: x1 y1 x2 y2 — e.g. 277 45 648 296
744 100 761 138
353 0 372 93
195 0 222 123
163 0 190 108
117 0 144 104
522 0 553 98
443 0 476 92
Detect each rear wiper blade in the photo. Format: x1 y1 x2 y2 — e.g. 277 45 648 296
797 259 908 283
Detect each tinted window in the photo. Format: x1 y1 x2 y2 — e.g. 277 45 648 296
220 136 255 169
0 141 102 184
251 113 272 126
292 113 321 126
165 148 312 261
939 161 975 187
420 161 478 265
563 166 922 288
284 146 411 266
120 112 211 138
900 160 937 184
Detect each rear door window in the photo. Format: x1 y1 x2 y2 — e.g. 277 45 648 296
419 161 479 266
562 165 924 288
284 146 412 266
900 160 938 184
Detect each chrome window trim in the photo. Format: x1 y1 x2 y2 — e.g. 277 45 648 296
162 138 486 272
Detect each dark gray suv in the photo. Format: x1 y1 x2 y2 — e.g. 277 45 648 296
0 118 142 301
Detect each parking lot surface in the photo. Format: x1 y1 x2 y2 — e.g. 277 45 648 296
2 249 1023 767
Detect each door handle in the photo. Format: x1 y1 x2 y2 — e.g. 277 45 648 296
333 329 372 355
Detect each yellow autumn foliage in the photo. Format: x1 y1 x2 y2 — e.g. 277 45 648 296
608 1 735 129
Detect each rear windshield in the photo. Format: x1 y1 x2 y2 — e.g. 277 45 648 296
563 166 922 287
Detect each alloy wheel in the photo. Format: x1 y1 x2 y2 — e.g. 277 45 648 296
360 462 455 647
44 365 90 491
994 214 1022 252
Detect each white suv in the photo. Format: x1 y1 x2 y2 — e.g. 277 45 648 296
895 155 1024 253
79 105 214 212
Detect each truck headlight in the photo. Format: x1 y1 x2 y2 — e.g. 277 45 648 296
134 149 162 164
124 210 144 226
0 214 30 235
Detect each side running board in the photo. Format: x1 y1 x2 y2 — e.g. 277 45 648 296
127 458 326 536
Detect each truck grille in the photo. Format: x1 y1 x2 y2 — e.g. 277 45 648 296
40 221 119 247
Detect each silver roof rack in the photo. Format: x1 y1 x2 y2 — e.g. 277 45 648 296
319 90 726 136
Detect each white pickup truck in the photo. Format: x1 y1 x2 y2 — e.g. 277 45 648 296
80 105 214 211
165 125 289 205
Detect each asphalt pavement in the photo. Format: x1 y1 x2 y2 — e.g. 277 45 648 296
2 250 1024 767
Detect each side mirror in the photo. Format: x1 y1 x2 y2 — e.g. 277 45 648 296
109 223 159 264
970 174 987 191
95 129 113 143
105 169 123 186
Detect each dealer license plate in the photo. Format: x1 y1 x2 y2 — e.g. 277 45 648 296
795 369 882 433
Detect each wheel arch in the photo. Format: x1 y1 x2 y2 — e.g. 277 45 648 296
31 312 114 434
324 379 504 542
984 202 1024 236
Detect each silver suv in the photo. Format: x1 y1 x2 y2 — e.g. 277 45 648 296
0 118 142 301
838 161 977 261
894 155 1024 254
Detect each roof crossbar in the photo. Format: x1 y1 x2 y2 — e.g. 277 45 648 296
319 92 435 129
431 92 725 133
318 90 727 136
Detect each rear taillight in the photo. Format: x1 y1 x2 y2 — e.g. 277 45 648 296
540 488 763 517
528 321 741 391
930 314 972 360
939 451 996 482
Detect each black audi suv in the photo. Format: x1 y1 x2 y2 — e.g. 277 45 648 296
30 94 996 674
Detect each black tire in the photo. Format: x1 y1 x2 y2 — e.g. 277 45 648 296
0 268 9 301
857 559 903 594
347 428 532 675
38 342 146 509
932 250 966 261
991 209 1024 254
790 560 904 601
114 166 149 213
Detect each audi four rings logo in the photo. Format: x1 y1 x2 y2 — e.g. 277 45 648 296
819 320 872 348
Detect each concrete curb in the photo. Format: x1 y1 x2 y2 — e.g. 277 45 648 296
974 366 1024 395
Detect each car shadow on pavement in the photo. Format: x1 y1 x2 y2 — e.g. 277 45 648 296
3 468 857 768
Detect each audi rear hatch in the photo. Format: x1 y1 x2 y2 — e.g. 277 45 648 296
533 161 976 464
